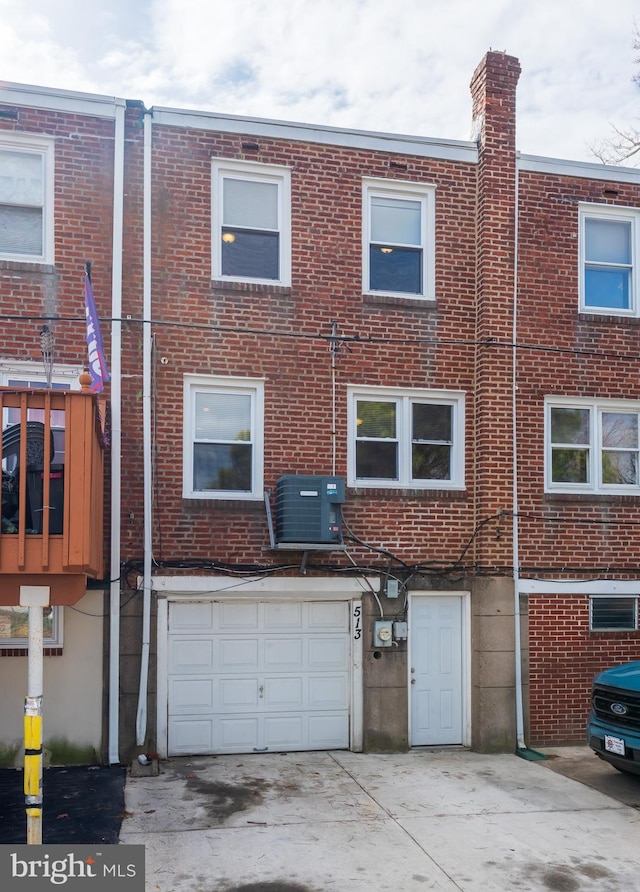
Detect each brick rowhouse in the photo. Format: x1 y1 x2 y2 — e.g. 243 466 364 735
1 50 639 764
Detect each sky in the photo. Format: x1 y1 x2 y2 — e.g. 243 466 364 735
0 0 638 165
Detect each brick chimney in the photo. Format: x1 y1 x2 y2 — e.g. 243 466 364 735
470 51 521 154
469 51 521 572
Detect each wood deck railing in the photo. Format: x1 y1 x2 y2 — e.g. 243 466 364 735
0 379 106 605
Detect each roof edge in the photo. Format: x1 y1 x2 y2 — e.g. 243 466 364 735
0 80 127 118
150 106 479 163
518 152 640 183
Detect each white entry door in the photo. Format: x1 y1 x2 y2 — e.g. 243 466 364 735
410 595 464 746
167 599 351 755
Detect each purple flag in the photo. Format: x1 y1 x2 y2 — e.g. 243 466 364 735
84 274 110 393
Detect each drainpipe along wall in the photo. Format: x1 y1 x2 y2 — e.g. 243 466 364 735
135 107 153 747
108 99 126 765
512 159 525 751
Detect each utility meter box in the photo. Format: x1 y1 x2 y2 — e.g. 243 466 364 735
373 620 393 647
276 475 345 544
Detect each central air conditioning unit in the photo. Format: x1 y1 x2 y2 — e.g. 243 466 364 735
275 475 345 545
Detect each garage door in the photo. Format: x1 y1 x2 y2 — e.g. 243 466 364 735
168 600 351 755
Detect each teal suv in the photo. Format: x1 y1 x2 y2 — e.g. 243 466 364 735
587 661 640 776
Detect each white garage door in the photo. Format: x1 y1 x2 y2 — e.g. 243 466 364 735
168 600 351 755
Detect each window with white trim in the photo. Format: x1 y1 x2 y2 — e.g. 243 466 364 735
590 596 638 631
0 135 54 263
183 374 264 500
1 363 82 467
579 204 640 315
347 386 465 489
363 178 435 299
546 397 640 493
0 605 63 649
212 160 291 285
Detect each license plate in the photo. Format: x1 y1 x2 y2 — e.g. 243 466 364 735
604 734 626 756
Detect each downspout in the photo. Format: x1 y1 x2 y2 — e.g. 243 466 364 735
512 158 526 752
135 107 153 747
108 99 126 764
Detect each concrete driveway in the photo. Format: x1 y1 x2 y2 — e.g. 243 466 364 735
119 749 640 892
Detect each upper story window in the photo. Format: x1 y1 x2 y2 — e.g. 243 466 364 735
183 374 265 500
347 386 465 489
0 135 54 264
546 397 640 494
363 178 435 300
579 204 640 316
212 159 291 286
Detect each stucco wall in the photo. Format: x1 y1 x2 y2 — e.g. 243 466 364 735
0 589 104 766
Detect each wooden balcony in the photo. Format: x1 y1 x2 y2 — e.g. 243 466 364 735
0 378 106 605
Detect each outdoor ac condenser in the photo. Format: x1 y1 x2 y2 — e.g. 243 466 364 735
275 475 345 545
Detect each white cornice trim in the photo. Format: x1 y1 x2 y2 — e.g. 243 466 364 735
150 107 479 163
518 153 640 184
149 575 380 597
0 82 126 118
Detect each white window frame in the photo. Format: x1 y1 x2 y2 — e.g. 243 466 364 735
589 595 638 632
0 134 55 264
579 203 640 317
362 178 435 300
0 361 83 389
183 374 265 500
1 361 82 464
347 385 465 489
545 396 640 494
0 605 63 649
211 159 291 286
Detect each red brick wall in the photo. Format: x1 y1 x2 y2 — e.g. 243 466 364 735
515 169 640 576
0 105 118 572
528 594 640 744
0 108 115 363
132 125 482 569
515 165 640 743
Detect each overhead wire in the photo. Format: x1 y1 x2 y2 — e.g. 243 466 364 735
4 312 640 365
11 311 640 591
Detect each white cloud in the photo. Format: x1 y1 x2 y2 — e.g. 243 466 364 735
0 0 638 163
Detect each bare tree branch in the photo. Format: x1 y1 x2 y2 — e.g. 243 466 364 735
590 123 640 165
589 24 640 166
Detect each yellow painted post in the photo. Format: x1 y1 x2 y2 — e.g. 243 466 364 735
20 586 49 845
24 697 43 845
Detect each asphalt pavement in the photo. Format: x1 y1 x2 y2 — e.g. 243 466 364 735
0 764 126 845
540 744 640 809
